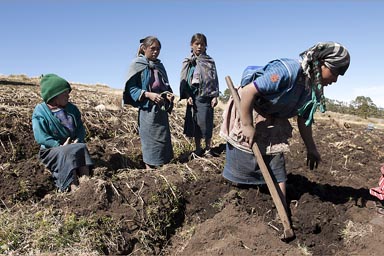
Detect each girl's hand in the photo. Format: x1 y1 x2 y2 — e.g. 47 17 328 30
187 97 193 105
211 97 218 108
146 92 164 104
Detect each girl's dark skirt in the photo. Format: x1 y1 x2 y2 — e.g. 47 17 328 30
139 104 173 166
39 143 93 192
223 142 287 185
183 96 214 139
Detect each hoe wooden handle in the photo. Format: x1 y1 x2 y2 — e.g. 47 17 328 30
225 76 295 241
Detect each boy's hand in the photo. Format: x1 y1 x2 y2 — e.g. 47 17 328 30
62 137 71 146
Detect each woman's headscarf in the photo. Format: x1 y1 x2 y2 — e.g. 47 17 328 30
297 42 350 126
300 42 350 79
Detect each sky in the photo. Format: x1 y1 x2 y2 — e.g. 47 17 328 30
1 1 384 108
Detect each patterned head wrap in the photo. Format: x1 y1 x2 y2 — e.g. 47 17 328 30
298 42 350 126
300 42 350 78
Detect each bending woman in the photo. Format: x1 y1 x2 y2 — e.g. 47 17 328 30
221 42 350 207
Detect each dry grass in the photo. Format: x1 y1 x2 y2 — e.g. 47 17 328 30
339 220 373 245
316 111 384 130
0 203 116 255
297 242 312 256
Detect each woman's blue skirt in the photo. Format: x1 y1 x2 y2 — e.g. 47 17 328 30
223 142 287 185
139 104 173 166
183 96 214 139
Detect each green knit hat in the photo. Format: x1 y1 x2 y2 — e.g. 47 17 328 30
40 74 72 103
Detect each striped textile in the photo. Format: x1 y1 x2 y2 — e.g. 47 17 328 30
369 165 384 200
300 41 350 78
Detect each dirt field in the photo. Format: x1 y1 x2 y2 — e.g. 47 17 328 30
1 75 384 255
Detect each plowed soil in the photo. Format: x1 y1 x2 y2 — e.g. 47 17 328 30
1 76 384 255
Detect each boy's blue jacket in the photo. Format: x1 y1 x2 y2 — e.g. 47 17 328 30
32 102 86 149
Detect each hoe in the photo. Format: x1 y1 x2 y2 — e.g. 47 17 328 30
225 76 295 242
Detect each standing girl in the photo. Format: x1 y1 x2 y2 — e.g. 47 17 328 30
123 36 174 169
180 33 219 156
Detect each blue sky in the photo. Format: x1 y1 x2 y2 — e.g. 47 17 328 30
1 1 384 107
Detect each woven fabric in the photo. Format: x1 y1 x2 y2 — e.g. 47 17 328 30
369 165 384 201
39 143 93 192
139 104 173 166
222 143 287 185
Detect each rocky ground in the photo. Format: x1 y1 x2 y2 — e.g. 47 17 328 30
1 75 384 255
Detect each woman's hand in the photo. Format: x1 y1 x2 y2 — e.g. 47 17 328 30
242 124 255 146
297 116 321 170
307 149 321 170
239 83 258 147
211 97 218 108
187 97 193 105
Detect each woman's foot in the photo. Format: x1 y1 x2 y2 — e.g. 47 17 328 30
193 148 204 156
68 169 80 192
145 164 157 170
70 183 80 192
72 170 79 185
203 147 213 157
